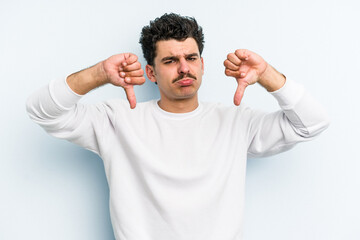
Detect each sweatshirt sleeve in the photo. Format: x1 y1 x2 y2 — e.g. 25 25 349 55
26 77 115 155
246 79 330 158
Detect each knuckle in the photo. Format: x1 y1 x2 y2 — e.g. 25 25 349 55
225 69 231 76
131 55 138 63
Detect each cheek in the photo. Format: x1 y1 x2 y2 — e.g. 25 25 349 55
194 65 204 77
157 67 174 78
155 70 174 86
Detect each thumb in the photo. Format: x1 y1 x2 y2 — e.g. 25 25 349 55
234 81 248 106
124 85 137 109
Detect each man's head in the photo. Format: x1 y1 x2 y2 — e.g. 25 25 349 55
139 13 205 111
139 13 204 66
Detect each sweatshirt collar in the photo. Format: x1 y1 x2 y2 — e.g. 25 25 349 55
152 100 203 120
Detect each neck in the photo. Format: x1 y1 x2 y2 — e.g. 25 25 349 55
157 95 199 113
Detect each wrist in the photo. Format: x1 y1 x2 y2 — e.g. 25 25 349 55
258 65 286 92
97 61 110 84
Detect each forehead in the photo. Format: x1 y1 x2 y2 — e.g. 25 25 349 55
155 38 199 58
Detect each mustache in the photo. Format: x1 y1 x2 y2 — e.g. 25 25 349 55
172 73 197 83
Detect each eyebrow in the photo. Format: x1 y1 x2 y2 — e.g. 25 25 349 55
160 53 199 62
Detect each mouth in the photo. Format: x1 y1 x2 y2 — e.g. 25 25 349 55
175 78 195 86
173 74 197 86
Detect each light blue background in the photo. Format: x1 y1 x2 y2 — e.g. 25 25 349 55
1 0 359 239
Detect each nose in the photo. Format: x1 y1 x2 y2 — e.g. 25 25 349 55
178 58 190 74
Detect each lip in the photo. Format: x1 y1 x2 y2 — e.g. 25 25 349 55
175 78 194 86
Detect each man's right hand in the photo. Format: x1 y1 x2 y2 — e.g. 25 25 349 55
67 53 146 109
102 53 146 109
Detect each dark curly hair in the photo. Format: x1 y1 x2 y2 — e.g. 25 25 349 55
139 13 205 66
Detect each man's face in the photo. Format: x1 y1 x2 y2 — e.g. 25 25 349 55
146 38 204 103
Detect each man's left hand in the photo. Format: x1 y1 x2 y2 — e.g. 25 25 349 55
224 49 271 106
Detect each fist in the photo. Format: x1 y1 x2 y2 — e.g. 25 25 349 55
102 53 146 109
224 49 268 106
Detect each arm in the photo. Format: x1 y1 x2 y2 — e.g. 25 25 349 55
224 49 330 157
67 53 145 108
246 79 330 157
26 53 145 153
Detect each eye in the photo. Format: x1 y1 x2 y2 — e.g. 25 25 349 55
187 57 197 61
164 60 175 64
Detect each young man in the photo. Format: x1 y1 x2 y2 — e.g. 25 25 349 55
27 13 329 240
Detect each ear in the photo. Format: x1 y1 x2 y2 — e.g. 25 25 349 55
146 64 156 83
201 57 204 75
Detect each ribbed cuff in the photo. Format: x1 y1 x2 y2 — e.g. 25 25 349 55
269 79 305 110
49 76 83 110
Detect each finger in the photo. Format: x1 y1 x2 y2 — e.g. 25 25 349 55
124 86 137 109
124 76 146 85
225 69 246 78
226 53 241 65
120 69 144 78
234 81 248 106
234 49 249 61
125 53 138 66
120 61 142 72
223 59 240 71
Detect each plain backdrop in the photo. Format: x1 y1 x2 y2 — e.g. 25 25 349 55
1 0 359 239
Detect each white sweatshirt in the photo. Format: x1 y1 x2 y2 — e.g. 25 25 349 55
26 77 329 240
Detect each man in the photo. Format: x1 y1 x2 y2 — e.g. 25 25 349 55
27 13 329 240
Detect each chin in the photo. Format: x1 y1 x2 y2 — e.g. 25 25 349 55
175 91 198 100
